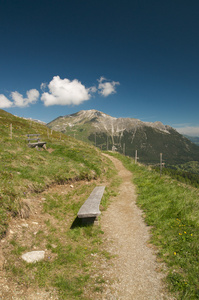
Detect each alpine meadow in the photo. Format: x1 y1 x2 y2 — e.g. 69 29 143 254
0 108 199 299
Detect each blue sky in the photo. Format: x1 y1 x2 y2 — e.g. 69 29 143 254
0 0 199 136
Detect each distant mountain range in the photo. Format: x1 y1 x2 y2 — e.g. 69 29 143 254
184 135 199 146
22 117 46 125
47 109 199 165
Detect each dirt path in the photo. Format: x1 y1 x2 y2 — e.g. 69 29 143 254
101 154 172 299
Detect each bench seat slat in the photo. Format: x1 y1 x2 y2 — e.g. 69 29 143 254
77 186 105 218
27 138 40 141
28 142 46 148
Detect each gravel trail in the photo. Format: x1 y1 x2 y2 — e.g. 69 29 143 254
101 154 174 300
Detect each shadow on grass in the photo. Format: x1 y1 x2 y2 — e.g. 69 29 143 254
70 217 96 229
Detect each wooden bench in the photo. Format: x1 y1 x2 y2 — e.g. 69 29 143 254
27 134 46 149
77 186 105 224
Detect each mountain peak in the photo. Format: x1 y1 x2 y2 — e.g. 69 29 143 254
47 109 199 165
70 109 116 120
48 109 170 136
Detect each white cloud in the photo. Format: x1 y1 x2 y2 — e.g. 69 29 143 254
41 76 94 106
41 75 120 106
40 82 47 92
0 75 119 109
98 76 120 97
176 126 199 137
0 89 39 108
11 89 39 107
98 76 107 83
88 86 97 93
0 94 13 108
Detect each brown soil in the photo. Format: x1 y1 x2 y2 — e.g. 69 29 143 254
0 154 175 299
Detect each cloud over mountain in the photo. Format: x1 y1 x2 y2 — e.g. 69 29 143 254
41 76 120 106
98 76 120 97
176 126 199 137
41 76 94 106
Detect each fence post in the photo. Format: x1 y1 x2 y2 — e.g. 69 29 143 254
10 123 12 139
160 153 163 177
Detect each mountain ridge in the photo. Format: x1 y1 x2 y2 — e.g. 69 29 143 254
47 109 199 165
48 109 172 135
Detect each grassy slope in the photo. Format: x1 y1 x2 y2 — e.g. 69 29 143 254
0 109 107 237
174 161 199 175
0 110 122 299
77 124 199 166
110 152 199 299
47 116 95 145
5 176 120 299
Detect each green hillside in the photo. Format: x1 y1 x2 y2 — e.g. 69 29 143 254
0 109 110 237
47 110 199 167
88 126 199 166
1 109 199 299
0 109 125 299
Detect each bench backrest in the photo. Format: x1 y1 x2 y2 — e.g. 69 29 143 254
27 134 40 143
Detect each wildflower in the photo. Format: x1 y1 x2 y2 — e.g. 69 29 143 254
179 233 182 235
184 231 186 234
174 252 176 255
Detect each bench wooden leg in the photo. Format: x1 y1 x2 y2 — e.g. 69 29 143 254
81 217 98 225
94 216 99 226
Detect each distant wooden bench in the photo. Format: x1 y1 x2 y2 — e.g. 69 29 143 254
77 186 105 224
27 134 46 149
